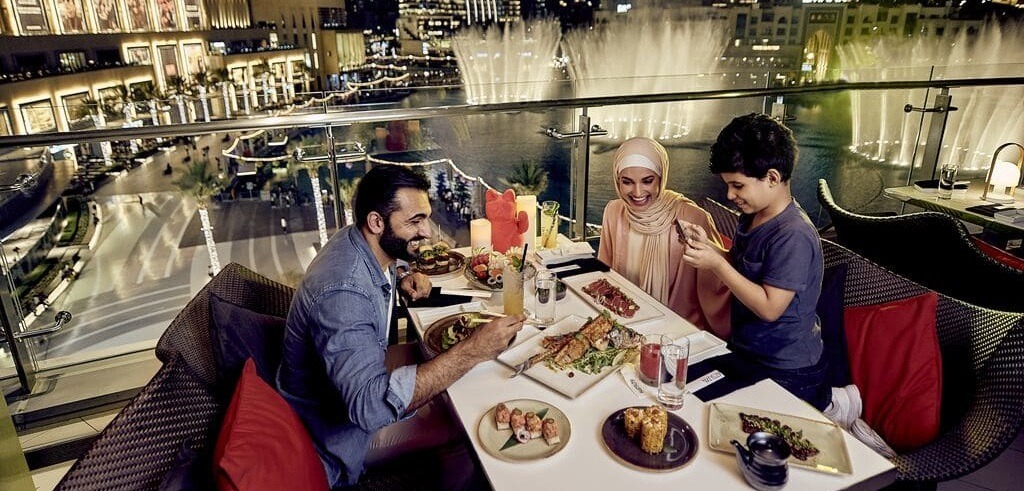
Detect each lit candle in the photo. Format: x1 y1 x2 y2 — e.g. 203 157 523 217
516 194 537 252
470 218 492 250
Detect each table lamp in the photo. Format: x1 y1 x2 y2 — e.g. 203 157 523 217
982 142 1024 204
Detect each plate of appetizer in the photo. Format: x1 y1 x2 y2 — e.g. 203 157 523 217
707 402 852 475
411 243 465 280
561 272 664 324
423 311 506 358
464 251 507 291
601 405 699 471
477 399 570 462
497 311 642 399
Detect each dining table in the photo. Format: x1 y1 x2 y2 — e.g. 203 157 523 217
407 247 897 491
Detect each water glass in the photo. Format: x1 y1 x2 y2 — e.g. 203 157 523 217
639 334 669 387
938 163 959 200
502 263 525 316
534 269 557 328
540 201 560 249
657 338 690 410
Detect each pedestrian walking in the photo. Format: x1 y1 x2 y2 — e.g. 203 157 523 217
280 217 288 234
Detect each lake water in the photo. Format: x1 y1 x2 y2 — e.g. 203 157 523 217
341 89 923 232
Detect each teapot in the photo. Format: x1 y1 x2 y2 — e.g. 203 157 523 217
731 432 790 491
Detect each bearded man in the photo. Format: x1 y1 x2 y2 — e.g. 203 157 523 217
279 164 523 489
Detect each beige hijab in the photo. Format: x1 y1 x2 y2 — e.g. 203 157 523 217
613 137 688 303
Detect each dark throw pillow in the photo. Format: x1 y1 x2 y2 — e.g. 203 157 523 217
158 437 213 491
209 292 287 388
817 263 850 388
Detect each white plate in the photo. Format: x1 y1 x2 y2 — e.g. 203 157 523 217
707 402 853 475
477 399 571 462
561 271 665 325
498 314 630 399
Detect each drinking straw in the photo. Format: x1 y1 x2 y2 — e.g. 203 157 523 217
519 243 529 272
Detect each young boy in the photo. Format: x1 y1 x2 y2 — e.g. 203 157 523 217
678 113 828 410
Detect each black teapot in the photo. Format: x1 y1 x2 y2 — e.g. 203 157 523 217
731 432 790 491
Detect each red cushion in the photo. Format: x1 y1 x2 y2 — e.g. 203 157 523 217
971 237 1024 271
844 293 942 453
214 359 328 491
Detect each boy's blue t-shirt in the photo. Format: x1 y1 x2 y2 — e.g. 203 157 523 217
729 200 824 369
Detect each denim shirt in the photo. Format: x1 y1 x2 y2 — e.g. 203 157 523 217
277 225 418 488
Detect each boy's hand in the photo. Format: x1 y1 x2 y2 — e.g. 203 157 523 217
677 220 724 271
676 219 710 246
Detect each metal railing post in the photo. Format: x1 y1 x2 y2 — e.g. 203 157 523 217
325 125 342 229
571 108 592 241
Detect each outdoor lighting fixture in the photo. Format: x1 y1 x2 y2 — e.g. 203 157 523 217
981 142 1024 204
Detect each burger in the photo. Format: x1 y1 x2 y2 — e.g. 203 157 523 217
434 242 451 268
417 244 436 270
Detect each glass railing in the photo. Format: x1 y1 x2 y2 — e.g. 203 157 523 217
2 67 1023 399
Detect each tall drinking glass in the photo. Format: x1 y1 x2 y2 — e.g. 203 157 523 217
502 263 525 316
938 164 959 200
540 201 560 249
534 269 557 328
639 334 668 387
657 338 690 410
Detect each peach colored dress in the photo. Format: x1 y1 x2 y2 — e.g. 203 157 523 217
599 199 732 339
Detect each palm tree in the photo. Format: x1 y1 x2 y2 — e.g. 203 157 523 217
166 75 190 122
500 160 549 196
210 67 234 118
173 160 225 275
287 133 330 245
337 177 361 226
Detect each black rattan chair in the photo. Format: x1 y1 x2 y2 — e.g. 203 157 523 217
55 263 463 491
818 179 1024 313
702 197 740 241
823 240 1024 490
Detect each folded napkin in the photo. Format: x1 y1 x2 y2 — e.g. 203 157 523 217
552 257 610 278
405 287 477 308
685 353 769 402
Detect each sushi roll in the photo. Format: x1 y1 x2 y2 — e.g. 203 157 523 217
509 408 526 433
525 412 543 439
494 403 511 430
640 414 668 454
541 418 560 446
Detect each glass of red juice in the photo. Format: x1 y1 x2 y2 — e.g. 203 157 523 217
639 334 668 387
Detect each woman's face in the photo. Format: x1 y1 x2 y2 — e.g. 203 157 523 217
617 167 661 211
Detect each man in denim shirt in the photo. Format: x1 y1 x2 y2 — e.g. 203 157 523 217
279 165 525 488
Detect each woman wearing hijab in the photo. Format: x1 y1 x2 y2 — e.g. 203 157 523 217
598 137 732 339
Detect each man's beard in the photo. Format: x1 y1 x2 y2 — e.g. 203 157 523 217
380 221 420 262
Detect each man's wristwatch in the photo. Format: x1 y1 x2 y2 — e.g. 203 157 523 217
397 268 413 282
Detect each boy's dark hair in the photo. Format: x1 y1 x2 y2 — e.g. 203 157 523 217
709 113 798 181
353 164 430 228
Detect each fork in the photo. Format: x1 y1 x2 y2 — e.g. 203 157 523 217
509 358 533 378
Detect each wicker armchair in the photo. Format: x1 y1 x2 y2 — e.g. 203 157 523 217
701 197 741 241
54 263 447 491
823 240 1024 490
818 179 1024 313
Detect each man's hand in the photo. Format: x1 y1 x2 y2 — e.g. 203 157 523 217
463 314 526 361
399 271 432 301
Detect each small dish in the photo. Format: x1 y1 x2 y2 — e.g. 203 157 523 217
411 250 466 280
707 402 853 475
423 311 505 357
601 407 699 471
477 399 571 462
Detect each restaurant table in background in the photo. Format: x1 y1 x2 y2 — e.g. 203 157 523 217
884 186 1024 242
408 248 897 491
